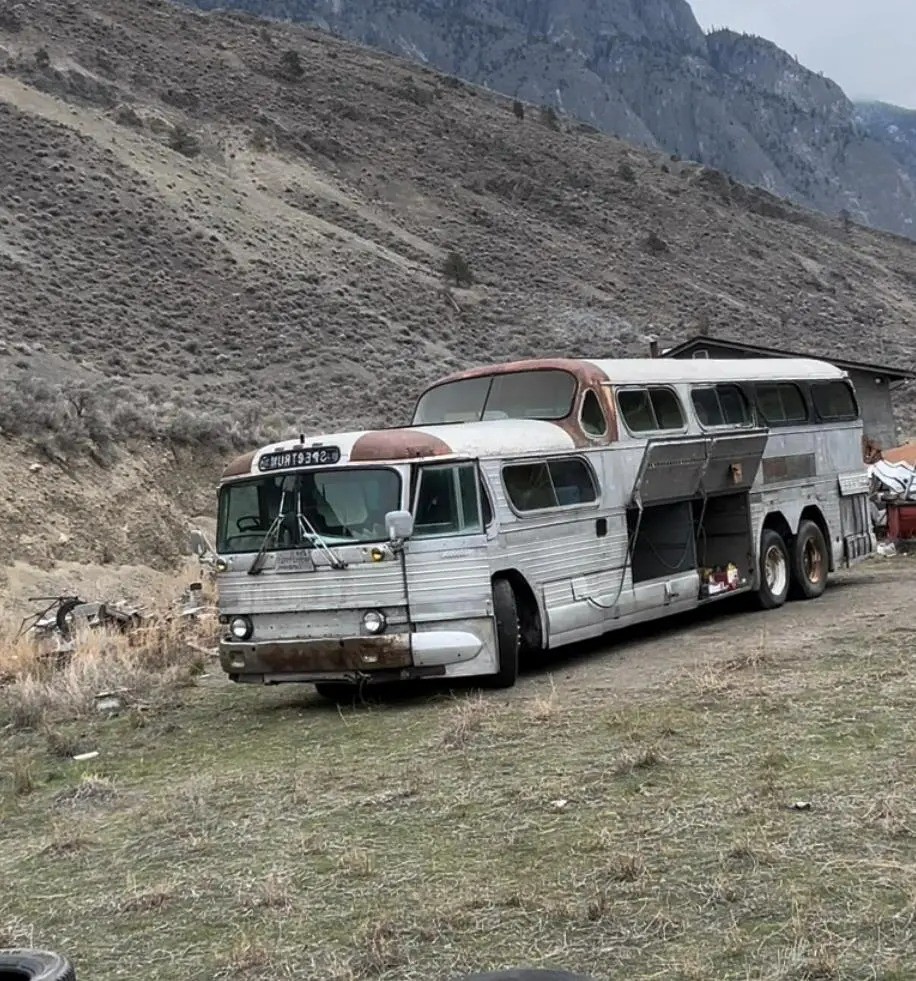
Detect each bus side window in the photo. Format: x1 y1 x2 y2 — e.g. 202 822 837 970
503 462 556 511
718 385 751 425
617 389 657 432
650 388 685 430
812 381 859 421
756 382 807 426
618 386 685 433
580 390 608 437
691 385 751 428
413 463 483 538
479 477 494 527
691 387 721 426
503 458 598 512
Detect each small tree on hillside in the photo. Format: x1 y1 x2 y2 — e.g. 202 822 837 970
512 99 525 122
280 49 304 81
442 250 473 288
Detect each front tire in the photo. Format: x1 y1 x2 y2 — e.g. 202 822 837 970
489 577 520 689
756 529 790 610
789 519 829 600
314 682 358 703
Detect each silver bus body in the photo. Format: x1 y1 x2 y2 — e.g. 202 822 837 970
212 357 875 691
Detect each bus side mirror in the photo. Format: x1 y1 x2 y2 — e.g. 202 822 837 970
189 529 215 564
385 510 414 542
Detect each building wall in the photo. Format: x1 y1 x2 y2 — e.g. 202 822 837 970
846 370 898 450
667 345 899 451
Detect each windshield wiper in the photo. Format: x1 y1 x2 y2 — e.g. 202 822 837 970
247 483 291 576
296 485 347 570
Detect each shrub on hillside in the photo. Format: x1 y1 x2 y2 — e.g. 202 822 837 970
0 376 291 464
442 250 473 287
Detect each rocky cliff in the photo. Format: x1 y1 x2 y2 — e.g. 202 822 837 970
182 0 916 240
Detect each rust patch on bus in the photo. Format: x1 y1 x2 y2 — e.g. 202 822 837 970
225 636 413 674
222 451 256 479
430 357 610 387
350 429 453 462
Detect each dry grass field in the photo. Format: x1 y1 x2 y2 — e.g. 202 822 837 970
2 557 914 981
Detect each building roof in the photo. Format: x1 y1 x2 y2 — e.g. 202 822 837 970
661 335 916 381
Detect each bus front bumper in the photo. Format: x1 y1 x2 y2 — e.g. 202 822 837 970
219 630 484 684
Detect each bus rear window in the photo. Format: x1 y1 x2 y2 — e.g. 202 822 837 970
812 381 858 421
755 383 807 426
412 370 577 424
503 458 597 512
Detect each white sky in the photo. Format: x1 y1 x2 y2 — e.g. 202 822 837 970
689 0 916 108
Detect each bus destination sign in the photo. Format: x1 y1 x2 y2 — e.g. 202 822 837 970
257 446 342 472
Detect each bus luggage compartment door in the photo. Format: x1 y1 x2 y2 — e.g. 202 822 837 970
699 431 768 495
629 436 709 508
838 471 875 565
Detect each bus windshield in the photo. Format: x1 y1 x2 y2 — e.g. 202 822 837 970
217 468 401 554
413 369 577 424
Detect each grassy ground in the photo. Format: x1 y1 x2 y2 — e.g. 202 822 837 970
2 579 915 980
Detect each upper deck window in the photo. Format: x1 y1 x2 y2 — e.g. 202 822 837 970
755 383 808 426
580 390 608 437
811 380 859 421
617 386 685 434
503 457 598 512
691 384 752 428
412 369 577 424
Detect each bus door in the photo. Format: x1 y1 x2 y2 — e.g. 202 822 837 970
404 461 494 668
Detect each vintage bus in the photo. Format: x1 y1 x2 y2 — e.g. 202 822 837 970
208 357 875 696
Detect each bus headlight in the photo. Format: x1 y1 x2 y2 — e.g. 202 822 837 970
229 615 253 640
362 610 387 635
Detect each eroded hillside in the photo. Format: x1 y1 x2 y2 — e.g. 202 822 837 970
0 0 915 576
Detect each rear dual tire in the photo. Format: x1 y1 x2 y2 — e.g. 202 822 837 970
756 520 829 610
789 520 829 601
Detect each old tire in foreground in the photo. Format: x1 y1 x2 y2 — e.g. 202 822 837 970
789 519 829 601
488 577 520 689
756 529 790 610
0 949 75 981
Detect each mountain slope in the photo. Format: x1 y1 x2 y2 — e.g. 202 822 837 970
1 0 915 571
857 101 916 176
182 0 916 240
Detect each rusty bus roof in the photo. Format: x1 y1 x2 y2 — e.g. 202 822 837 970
420 356 846 391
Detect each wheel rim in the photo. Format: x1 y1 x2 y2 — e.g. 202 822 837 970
764 544 787 596
803 538 824 585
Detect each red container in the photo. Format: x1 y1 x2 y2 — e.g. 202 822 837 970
886 502 916 541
